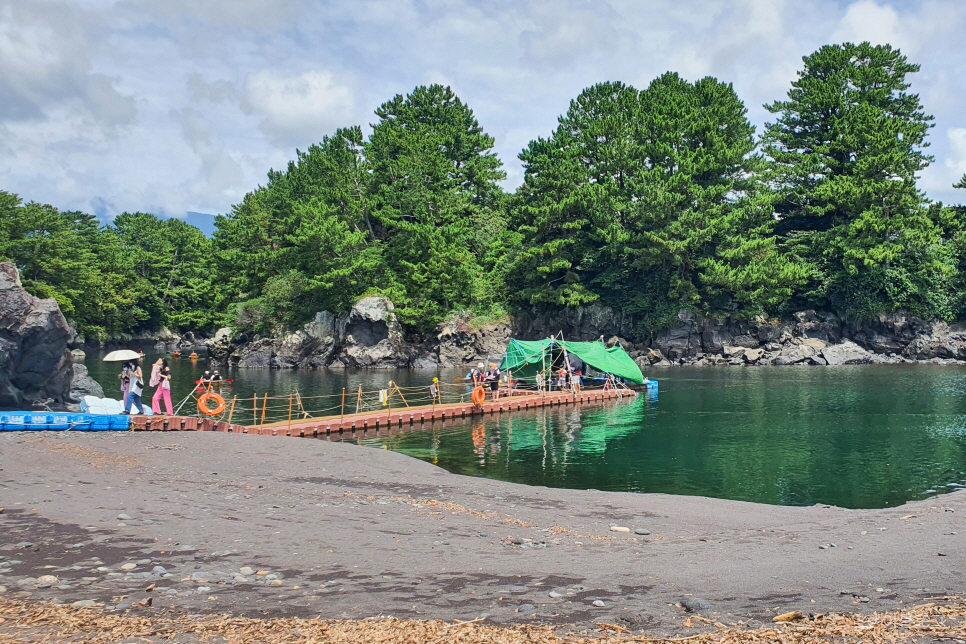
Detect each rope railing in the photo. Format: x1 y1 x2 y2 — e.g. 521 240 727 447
174 362 634 427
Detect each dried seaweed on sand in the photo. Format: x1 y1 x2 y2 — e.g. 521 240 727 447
1 596 965 643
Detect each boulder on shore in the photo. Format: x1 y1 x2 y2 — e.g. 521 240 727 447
821 340 872 366
68 363 104 403
0 262 73 409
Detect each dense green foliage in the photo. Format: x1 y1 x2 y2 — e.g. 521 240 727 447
0 194 218 338
4 43 966 340
509 75 808 333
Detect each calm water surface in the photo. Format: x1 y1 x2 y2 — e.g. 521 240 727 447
83 352 966 509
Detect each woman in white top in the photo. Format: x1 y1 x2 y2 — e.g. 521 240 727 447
123 357 145 414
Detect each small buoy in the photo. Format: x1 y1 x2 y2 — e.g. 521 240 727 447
189 352 199 359
172 351 180 358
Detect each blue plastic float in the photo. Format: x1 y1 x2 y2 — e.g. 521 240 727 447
0 412 130 431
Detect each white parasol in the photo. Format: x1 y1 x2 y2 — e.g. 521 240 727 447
102 349 143 362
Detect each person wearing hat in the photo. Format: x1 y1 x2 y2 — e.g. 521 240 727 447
210 369 223 392
470 363 484 387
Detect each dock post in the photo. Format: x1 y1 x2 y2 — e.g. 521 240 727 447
288 394 293 430
341 387 345 423
227 396 237 424
253 394 257 426
260 393 268 427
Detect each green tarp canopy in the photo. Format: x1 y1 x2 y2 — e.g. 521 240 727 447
499 338 645 385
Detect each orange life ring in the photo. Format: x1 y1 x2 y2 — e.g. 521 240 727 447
198 392 226 416
471 386 486 406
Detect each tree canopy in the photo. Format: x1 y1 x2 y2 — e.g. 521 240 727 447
5 53 966 341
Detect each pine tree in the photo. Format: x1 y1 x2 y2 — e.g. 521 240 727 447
762 42 946 319
366 84 506 328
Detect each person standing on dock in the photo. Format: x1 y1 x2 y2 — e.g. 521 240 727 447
119 361 131 402
556 366 568 392
471 363 484 387
123 356 145 414
151 359 173 415
486 363 501 401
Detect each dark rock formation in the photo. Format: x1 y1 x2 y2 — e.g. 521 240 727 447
215 298 414 370
436 315 512 368
68 363 105 402
207 292 966 371
0 262 73 409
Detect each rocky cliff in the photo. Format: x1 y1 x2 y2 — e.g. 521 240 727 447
208 299 966 371
0 262 74 408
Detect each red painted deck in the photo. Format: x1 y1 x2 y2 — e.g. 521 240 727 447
129 388 635 439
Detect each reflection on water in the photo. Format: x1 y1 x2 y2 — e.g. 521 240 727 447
83 352 966 509
362 366 966 509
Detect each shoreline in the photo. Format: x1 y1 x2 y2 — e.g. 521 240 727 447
2 431 964 635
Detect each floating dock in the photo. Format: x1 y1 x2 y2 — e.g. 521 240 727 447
127 388 637 439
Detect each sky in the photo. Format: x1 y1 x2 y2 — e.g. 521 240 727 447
2 0 965 226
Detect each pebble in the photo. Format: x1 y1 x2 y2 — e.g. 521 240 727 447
239 567 255 576
548 591 563 598
137 559 151 565
634 528 651 535
592 600 605 607
115 602 131 610
270 580 282 586
683 597 712 612
37 575 58 585
233 575 247 583
255 570 270 576
196 586 211 593
0 586 6 593
610 526 630 533
166 589 178 595
120 563 137 571
117 514 132 521
517 603 535 613
859 596 871 603
72 599 96 608
510 585 527 593
191 572 208 580
96 567 109 572
152 566 167 574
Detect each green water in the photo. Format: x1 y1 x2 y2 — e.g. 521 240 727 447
82 351 966 509
358 365 966 509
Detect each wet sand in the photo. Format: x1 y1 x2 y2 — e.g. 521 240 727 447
0 431 964 635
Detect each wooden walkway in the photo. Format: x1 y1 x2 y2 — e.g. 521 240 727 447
129 388 636 439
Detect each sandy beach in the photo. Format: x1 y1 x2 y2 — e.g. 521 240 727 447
1 430 964 639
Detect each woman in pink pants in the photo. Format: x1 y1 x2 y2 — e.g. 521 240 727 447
151 358 173 415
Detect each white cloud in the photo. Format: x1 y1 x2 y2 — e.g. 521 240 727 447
1 0 965 222
0 1 134 126
242 70 356 146
944 128 966 183
833 1 903 49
